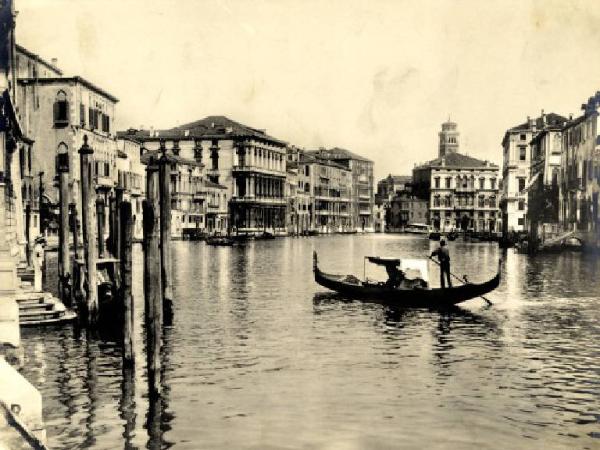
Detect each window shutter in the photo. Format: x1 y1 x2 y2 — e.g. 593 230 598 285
61 100 69 121
53 101 59 123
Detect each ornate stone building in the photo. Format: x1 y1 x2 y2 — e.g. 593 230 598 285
127 116 287 234
413 121 501 232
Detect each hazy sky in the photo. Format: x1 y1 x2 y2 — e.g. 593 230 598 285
15 0 600 179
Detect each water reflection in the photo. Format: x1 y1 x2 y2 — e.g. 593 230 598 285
18 237 600 449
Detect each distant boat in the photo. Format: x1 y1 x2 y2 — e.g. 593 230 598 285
562 237 583 251
206 235 234 246
261 231 276 239
313 252 500 308
404 223 431 235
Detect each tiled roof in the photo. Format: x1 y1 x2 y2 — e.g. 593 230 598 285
121 116 287 146
417 152 497 169
298 151 350 171
387 175 411 184
308 147 372 163
116 130 144 143
508 112 568 132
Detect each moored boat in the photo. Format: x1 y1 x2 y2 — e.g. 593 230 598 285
312 252 500 308
206 235 234 246
404 223 431 235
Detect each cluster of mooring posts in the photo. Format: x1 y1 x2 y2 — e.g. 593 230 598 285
56 135 174 398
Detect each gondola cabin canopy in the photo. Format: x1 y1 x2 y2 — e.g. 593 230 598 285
366 256 401 267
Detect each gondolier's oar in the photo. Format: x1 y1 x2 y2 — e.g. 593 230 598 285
428 256 493 306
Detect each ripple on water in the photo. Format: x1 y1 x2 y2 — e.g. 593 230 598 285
19 238 600 449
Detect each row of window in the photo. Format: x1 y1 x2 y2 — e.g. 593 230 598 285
434 176 497 190
54 97 111 133
433 195 497 208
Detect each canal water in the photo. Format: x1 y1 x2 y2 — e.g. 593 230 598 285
19 235 600 449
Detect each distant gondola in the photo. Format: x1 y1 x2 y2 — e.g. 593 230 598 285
313 252 500 308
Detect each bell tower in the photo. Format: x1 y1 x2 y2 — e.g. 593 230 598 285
438 119 459 157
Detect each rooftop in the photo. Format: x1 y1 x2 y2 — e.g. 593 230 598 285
18 76 119 103
298 151 351 171
307 147 372 163
416 152 498 170
16 44 63 75
121 116 287 146
508 112 568 133
384 174 412 184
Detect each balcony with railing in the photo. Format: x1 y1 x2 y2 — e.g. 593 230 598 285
313 187 350 201
231 195 286 205
232 164 285 177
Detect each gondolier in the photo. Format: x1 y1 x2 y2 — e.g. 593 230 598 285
430 239 452 288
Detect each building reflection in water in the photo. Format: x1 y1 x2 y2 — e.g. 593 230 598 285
16 238 600 449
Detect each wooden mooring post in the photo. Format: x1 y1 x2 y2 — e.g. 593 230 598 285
113 188 123 259
144 158 162 397
96 197 105 259
57 152 71 306
24 202 31 266
158 141 173 321
79 135 99 325
120 201 135 366
69 202 79 308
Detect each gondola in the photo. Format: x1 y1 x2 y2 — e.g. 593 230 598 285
312 252 500 308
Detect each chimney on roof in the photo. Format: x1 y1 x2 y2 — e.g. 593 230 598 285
150 126 154 137
569 113 573 121
51 57 58 67
541 109 546 126
527 115 534 129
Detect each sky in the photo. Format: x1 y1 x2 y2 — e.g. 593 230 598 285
14 0 600 180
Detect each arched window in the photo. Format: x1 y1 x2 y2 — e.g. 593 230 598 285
54 91 69 128
57 142 68 154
